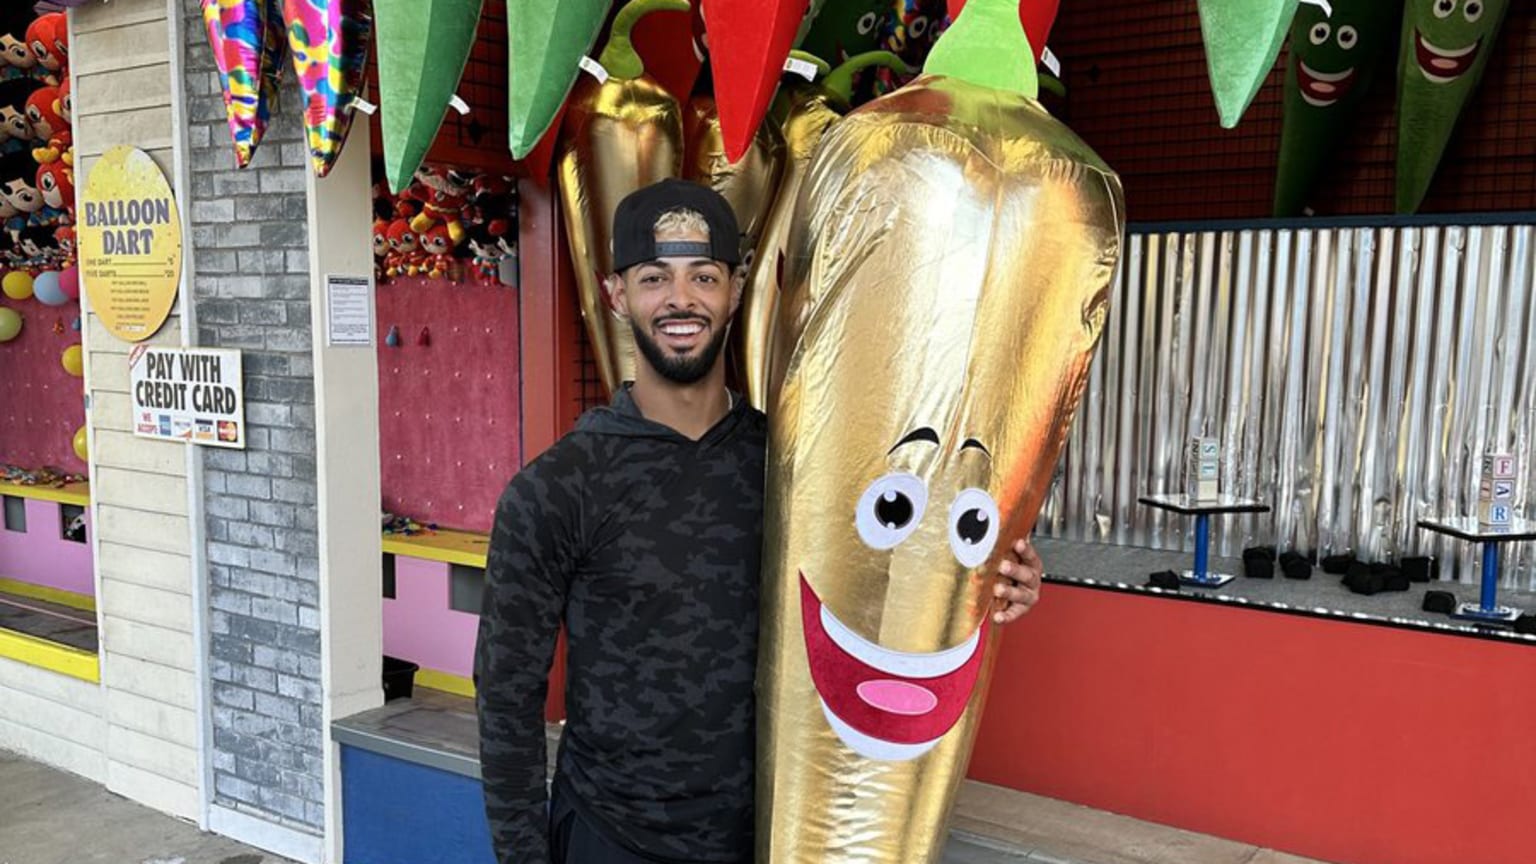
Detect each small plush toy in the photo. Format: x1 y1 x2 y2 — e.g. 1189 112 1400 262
419 223 456 279
0 10 37 81
463 172 513 231
0 151 60 229
0 196 22 242
16 225 59 269
466 227 503 283
36 151 72 216
0 78 39 154
53 223 74 266
25 85 67 146
26 13 67 82
372 218 390 281
385 218 420 278
54 77 69 126
405 166 471 245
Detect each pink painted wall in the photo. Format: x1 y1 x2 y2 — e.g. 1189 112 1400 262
382 555 478 679
0 296 86 471
0 498 93 596
376 276 521 534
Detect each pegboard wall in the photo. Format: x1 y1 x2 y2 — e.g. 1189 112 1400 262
376 276 521 534
0 300 85 471
1052 0 1536 222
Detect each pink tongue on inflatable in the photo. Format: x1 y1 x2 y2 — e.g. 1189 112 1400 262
857 680 939 716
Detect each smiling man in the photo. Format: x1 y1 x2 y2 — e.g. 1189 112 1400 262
474 179 1044 864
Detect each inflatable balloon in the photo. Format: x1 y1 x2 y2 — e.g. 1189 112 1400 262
1274 0 1399 216
61 343 81 376
757 2 1123 861
2 269 32 300
800 0 892 64
1395 0 1510 213
282 0 375 177
58 264 77 299
507 0 612 160
684 61 786 268
375 0 484 191
700 0 809 162
742 50 907 408
199 0 287 167
72 425 88 462
1198 0 1301 128
0 306 19 342
948 0 1059 62
557 0 690 395
32 269 66 305
794 0 832 47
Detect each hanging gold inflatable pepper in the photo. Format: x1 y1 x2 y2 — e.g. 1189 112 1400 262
556 0 691 394
683 60 787 270
742 49 909 409
756 1 1124 860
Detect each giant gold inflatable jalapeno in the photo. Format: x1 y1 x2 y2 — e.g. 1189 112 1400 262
756 1 1124 860
556 0 691 394
741 50 909 410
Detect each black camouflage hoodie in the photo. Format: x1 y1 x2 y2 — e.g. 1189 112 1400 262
476 385 765 864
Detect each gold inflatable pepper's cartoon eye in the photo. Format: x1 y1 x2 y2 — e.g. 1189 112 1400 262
856 473 927 550
948 488 999 568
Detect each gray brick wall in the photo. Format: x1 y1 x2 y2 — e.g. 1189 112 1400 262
182 0 326 833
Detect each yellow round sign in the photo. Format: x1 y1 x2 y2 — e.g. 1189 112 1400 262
79 146 183 342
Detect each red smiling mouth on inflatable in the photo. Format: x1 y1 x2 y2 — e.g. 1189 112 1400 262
1415 30 1480 84
800 572 988 761
1297 62 1357 108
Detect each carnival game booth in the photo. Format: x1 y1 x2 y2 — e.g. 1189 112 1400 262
0 5 97 685
184 0 1536 862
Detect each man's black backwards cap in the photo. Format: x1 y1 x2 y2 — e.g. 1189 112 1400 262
611 178 741 273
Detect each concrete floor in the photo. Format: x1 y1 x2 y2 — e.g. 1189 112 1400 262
0 749 295 864
3 747 1328 864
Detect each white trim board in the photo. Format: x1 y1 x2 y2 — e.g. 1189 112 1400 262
209 803 325 864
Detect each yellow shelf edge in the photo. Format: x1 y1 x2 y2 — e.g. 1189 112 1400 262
0 627 100 683
0 577 96 613
0 481 91 507
381 532 489 569
414 668 476 699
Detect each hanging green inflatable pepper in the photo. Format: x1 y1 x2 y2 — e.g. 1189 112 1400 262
1273 0 1399 216
799 0 893 65
1198 0 1300 128
507 0 614 160
1395 0 1510 213
374 0 484 191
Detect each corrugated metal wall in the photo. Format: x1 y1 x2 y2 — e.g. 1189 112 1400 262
1041 223 1536 590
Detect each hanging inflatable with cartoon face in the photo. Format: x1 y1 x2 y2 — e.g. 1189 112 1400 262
1394 0 1510 212
1273 0 1399 215
800 0 894 64
756 3 1123 861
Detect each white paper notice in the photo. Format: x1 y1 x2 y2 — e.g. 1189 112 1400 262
326 275 373 346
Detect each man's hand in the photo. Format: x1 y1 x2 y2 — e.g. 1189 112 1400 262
992 538 1043 624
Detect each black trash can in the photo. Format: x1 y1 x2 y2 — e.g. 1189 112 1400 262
382 656 420 702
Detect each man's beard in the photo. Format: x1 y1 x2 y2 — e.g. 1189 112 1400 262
631 314 730 385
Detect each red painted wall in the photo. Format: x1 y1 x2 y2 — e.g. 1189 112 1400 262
968 584 1536 864
0 297 84 471
376 276 520 534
